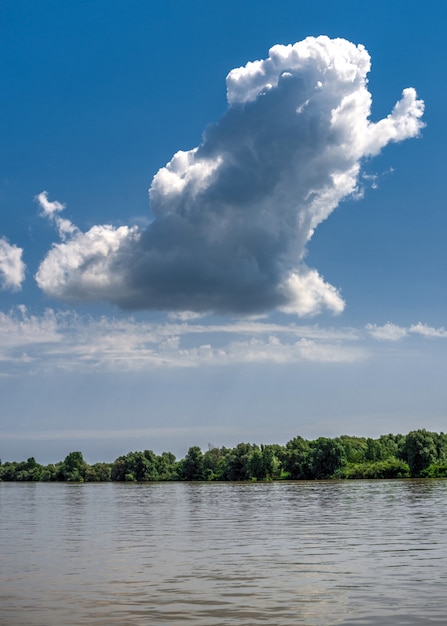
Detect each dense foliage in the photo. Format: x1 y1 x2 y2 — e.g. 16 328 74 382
1 429 447 482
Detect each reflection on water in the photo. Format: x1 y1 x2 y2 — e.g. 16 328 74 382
0 480 446 625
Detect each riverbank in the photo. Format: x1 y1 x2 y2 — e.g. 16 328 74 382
1 429 446 482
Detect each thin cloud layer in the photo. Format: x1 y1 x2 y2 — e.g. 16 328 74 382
0 307 368 374
0 237 25 291
367 322 447 341
36 36 424 316
1 308 446 375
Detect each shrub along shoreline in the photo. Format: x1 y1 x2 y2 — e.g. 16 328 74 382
1 429 447 483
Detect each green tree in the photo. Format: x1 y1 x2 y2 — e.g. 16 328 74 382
380 433 403 459
40 463 59 481
248 446 264 480
365 438 385 462
203 446 224 480
111 455 128 481
284 436 311 479
141 450 160 481
338 436 367 464
309 437 347 479
181 446 205 481
60 451 88 482
111 450 160 482
84 462 112 482
401 430 439 476
434 432 447 464
420 463 447 478
249 444 282 480
3 457 44 481
220 443 256 481
156 452 177 480
343 458 410 479
0 461 18 481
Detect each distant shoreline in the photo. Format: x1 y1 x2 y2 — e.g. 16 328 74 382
1 429 446 482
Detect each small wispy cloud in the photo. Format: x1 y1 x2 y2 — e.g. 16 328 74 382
34 36 424 317
409 322 447 338
36 191 78 241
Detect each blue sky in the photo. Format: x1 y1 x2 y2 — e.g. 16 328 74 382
1 0 446 463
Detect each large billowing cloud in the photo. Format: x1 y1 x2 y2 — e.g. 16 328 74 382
0 237 25 291
36 36 424 316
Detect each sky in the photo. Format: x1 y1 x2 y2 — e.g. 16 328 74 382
0 0 446 464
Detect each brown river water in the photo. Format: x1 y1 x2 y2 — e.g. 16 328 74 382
0 480 446 625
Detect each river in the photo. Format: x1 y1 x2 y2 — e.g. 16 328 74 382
0 480 446 625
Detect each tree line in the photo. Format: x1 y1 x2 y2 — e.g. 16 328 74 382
1 429 447 483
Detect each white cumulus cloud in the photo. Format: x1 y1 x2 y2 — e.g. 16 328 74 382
35 192 140 302
35 36 424 316
0 237 26 291
409 322 447 338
